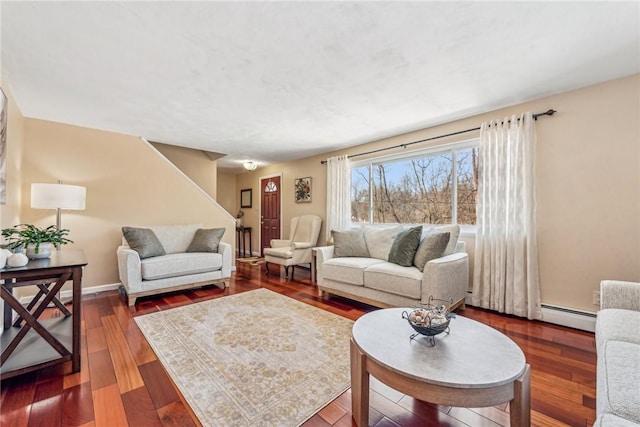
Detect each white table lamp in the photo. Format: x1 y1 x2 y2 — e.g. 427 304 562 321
31 182 86 232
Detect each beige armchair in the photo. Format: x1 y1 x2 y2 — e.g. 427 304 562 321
264 215 322 279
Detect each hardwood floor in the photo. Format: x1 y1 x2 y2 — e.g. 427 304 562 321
0 259 597 427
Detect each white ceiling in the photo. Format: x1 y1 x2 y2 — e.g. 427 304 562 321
2 2 639 171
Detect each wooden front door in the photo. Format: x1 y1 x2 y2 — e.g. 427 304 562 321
260 176 281 256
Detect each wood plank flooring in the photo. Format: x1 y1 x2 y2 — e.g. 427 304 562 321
0 259 597 426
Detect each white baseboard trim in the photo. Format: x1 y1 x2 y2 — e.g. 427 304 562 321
19 282 123 305
465 291 596 333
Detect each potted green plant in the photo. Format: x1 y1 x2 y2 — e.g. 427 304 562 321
1 224 73 259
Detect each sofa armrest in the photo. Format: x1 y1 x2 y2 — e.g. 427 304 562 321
600 280 640 311
218 242 232 278
270 239 292 248
315 246 335 263
315 246 335 284
117 246 142 292
421 252 469 307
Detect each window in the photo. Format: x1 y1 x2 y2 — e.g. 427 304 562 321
351 142 478 225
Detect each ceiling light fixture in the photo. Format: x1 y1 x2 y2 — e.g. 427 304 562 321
243 161 258 171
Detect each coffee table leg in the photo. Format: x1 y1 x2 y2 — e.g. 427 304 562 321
350 338 369 427
510 363 531 427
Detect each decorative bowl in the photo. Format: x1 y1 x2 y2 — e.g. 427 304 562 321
401 297 455 345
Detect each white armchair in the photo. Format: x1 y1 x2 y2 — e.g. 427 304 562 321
264 215 322 279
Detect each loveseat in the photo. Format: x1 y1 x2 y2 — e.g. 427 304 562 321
316 225 469 311
117 224 232 306
594 280 640 426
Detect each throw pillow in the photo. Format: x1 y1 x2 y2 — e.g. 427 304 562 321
363 225 402 260
332 229 370 257
434 224 461 255
122 227 166 259
413 232 450 272
187 228 226 253
388 226 422 267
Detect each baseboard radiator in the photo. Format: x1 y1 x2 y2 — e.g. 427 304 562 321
465 292 596 333
540 303 596 333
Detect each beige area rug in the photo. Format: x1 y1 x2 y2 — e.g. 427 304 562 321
135 288 353 426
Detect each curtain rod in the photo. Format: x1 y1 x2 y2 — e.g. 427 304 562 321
320 109 556 164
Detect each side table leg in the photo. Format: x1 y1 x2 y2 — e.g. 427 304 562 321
351 338 369 427
4 285 13 329
510 363 531 427
71 266 83 372
311 250 317 283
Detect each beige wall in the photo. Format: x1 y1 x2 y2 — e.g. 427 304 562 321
216 170 237 217
150 142 217 199
15 119 235 291
0 83 24 229
238 74 640 312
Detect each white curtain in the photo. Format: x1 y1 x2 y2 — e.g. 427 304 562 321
471 113 542 320
326 155 351 240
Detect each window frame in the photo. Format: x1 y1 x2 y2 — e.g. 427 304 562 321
350 138 479 234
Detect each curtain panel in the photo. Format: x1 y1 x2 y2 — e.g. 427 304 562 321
472 113 542 320
326 155 351 241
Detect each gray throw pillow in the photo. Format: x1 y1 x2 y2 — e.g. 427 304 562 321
187 228 225 253
122 227 166 259
413 232 450 272
388 226 422 267
434 224 460 256
332 229 370 257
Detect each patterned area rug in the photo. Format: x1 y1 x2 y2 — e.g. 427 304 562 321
135 288 353 426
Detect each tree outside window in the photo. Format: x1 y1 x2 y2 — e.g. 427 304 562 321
351 145 478 225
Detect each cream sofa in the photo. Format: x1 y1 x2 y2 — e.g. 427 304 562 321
316 225 469 310
117 224 231 306
594 280 640 426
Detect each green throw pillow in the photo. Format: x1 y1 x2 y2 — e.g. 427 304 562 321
187 228 225 253
332 229 369 257
122 227 166 259
413 232 450 272
388 226 422 267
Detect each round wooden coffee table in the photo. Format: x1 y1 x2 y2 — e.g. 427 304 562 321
351 308 530 426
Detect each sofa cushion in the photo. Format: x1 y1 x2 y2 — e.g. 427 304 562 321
322 257 386 286
187 228 225 253
414 231 450 272
141 252 222 280
434 224 460 256
388 226 422 267
122 227 166 259
363 226 402 260
364 262 423 299
150 224 202 254
264 246 293 259
596 309 640 349
602 340 640 424
332 229 370 258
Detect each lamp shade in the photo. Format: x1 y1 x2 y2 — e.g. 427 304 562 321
31 183 86 210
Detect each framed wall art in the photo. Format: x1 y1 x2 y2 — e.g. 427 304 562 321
240 188 252 208
294 177 311 203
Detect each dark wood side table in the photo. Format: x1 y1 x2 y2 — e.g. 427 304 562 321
1 250 87 380
311 248 318 283
236 226 253 258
